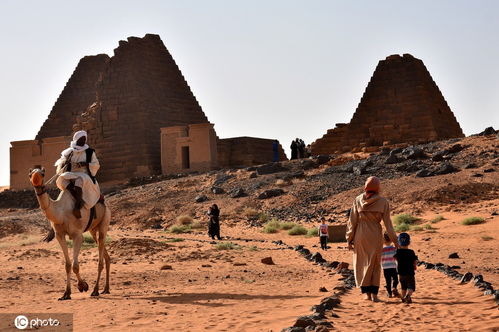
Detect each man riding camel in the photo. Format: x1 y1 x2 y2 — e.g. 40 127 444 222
55 130 100 218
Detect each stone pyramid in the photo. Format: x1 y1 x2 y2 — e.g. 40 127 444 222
312 54 464 154
37 34 209 181
36 54 110 140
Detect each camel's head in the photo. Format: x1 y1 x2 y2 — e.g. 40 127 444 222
28 167 45 187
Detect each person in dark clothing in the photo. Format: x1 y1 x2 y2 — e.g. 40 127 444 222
297 139 305 159
394 232 418 303
272 140 279 162
207 204 222 240
290 140 298 160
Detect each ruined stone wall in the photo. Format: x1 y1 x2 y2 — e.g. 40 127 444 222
312 54 464 155
75 34 209 181
10 137 70 189
36 55 110 140
217 137 287 168
161 123 218 175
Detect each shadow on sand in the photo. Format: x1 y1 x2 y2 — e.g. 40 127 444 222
127 292 318 307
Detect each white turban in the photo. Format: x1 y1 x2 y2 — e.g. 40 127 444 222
73 130 87 142
55 130 89 165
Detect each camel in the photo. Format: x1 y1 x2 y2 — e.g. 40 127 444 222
28 167 111 300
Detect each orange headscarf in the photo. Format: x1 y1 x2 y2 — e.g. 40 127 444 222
364 176 381 198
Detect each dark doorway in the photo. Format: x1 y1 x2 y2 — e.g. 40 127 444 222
181 146 190 169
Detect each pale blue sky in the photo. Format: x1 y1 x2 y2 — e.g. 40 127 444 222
1 0 498 186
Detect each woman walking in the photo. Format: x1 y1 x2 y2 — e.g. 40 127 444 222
207 204 222 240
346 176 398 301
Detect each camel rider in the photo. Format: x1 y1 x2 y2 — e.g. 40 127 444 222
55 130 100 218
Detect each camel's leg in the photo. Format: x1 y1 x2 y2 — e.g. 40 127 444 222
91 207 111 296
100 209 111 294
102 245 111 294
55 233 72 300
91 229 104 297
72 233 89 293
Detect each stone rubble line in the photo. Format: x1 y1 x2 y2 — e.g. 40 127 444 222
272 242 499 332
268 241 355 332
417 261 499 309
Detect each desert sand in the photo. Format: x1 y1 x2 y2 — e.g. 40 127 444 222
0 135 498 331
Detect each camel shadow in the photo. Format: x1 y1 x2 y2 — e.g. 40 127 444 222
130 292 317 307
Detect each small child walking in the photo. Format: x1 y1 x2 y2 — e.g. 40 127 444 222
319 220 329 250
382 232 399 298
394 232 418 303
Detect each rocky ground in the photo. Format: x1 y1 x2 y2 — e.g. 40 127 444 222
0 133 498 331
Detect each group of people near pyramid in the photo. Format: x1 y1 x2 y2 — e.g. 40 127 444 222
49 130 418 303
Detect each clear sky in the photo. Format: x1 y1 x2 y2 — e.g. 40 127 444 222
1 0 498 186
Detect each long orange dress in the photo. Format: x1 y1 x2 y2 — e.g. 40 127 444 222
346 193 398 288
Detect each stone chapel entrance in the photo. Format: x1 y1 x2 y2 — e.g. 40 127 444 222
181 146 190 169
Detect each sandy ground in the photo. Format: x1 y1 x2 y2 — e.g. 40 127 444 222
0 135 498 331
334 269 499 332
0 213 497 331
0 229 335 332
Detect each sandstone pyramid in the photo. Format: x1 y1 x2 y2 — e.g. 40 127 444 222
312 54 464 155
36 54 110 139
37 34 210 181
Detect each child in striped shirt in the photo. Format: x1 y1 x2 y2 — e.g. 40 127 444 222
382 232 399 298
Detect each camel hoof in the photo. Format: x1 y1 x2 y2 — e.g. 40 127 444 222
58 293 71 301
91 290 99 297
102 289 110 294
78 281 89 292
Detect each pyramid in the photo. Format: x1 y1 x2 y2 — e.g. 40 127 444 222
36 54 110 140
37 34 209 181
312 54 464 154
74 34 209 181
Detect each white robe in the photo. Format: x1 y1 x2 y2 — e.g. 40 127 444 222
55 149 100 209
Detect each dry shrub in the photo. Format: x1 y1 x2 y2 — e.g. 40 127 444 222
215 242 241 250
288 225 308 236
263 219 281 233
306 227 318 237
176 215 193 225
168 225 192 234
461 217 485 225
191 221 205 229
242 208 260 219
393 214 419 225
431 215 445 223
280 222 296 230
